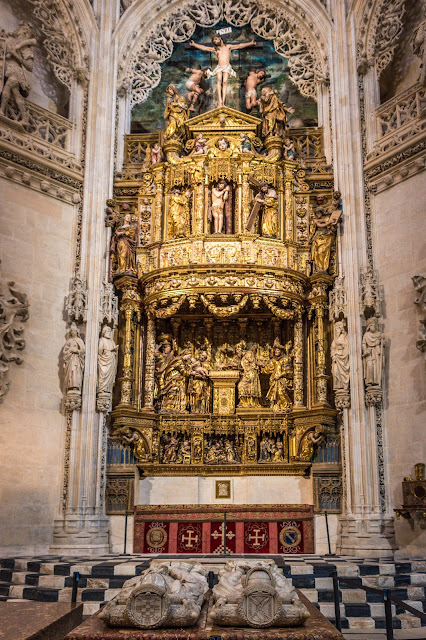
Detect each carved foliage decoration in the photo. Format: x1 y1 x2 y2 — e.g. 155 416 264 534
26 0 89 90
0 279 29 402
119 0 328 105
100 280 119 327
65 272 88 323
358 0 407 77
413 274 426 359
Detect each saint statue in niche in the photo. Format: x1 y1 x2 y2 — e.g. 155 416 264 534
97 325 119 395
362 317 384 387
309 194 342 273
111 211 137 274
168 187 190 238
210 179 232 234
190 34 257 106
63 322 85 393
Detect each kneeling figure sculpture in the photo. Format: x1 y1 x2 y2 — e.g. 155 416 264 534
209 560 310 628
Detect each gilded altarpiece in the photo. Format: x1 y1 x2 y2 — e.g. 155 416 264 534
107 104 341 507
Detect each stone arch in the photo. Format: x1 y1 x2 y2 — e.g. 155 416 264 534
115 0 331 107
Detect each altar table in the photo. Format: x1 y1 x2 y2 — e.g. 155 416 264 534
133 504 314 554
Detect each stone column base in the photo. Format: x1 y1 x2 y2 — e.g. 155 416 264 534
50 515 110 557
337 514 397 557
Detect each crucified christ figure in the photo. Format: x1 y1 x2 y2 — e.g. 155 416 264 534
190 35 257 107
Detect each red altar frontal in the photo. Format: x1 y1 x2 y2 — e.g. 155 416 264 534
133 504 314 554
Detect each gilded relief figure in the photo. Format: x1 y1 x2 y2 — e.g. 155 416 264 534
299 428 325 461
164 84 188 139
120 428 149 462
155 337 190 412
263 340 293 411
188 348 211 413
176 438 191 463
238 347 262 408
190 35 257 106
309 194 342 273
168 187 190 239
162 434 180 463
258 435 284 463
111 212 137 274
204 439 227 464
258 87 294 138
254 183 279 238
362 317 384 387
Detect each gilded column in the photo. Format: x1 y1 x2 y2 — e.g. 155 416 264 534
293 309 304 407
192 161 204 235
143 311 156 411
284 167 294 241
315 303 329 405
116 277 140 407
241 165 251 233
153 167 164 243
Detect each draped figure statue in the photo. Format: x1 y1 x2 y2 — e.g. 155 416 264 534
63 322 85 392
330 321 350 390
97 325 118 394
362 317 384 387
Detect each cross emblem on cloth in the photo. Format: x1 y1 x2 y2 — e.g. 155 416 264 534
248 527 265 547
181 529 198 547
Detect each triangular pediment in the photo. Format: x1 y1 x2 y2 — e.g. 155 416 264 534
186 106 261 136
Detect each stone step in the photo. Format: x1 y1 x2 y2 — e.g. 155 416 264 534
1 555 425 631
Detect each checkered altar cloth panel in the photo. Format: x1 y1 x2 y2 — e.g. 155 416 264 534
133 504 314 554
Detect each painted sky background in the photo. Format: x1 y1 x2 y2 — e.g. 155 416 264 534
131 22 318 132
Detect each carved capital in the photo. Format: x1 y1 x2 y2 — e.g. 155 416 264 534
365 386 383 407
64 390 82 413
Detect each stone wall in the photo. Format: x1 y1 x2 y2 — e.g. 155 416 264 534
371 171 426 555
0 178 75 555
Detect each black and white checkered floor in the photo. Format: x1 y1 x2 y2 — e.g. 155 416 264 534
1 554 425 633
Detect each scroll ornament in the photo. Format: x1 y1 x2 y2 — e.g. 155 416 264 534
0 279 29 402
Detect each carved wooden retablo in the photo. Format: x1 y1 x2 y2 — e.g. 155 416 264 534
106 66 342 490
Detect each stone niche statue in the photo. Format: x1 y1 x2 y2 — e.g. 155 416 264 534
63 322 85 394
97 324 118 411
330 320 350 390
362 316 384 387
99 561 208 629
208 559 309 628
